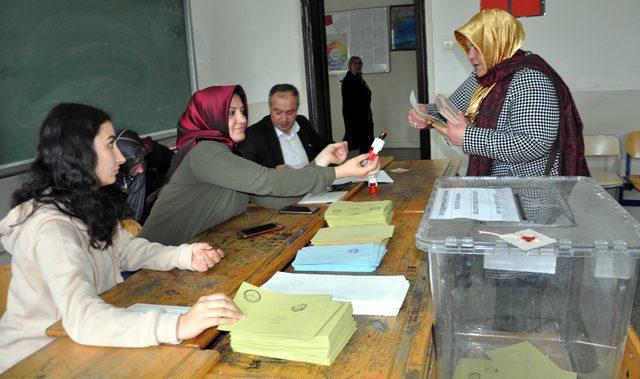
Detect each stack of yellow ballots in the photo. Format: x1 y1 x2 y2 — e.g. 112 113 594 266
311 200 395 246
218 282 356 366
324 200 394 227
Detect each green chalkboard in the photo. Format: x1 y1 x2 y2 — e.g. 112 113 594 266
0 0 192 166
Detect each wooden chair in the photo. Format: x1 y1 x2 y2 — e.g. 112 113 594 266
121 219 142 238
0 263 11 316
583 135 624 194
621 325 640 378
620 131 640 205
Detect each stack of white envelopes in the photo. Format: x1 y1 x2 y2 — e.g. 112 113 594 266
292 243 387 272
262 272 410 316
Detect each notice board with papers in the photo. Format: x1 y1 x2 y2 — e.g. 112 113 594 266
325 7 390 75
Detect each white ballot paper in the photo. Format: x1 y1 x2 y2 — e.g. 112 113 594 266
430 187 520 222
298 191 347 204
262 272 410 316
332 170 394 185
127 303 189 315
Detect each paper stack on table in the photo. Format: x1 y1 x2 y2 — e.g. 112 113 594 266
298 191 348 205
263 272 410 316
324 200 394 227
453 341 577 379
218 282 356 366
332 170 394 185
292 243 387 272
311 224 395 246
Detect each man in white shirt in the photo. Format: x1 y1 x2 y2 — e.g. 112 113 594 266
238 84 330 168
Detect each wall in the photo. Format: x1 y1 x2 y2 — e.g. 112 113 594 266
325 0 418 148
189 0 308 124
425 0 640 159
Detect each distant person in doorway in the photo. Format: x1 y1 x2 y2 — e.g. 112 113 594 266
341 56 374 154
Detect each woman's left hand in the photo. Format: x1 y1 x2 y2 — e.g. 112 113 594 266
432 112 469 147
191 243 224 272
314 141 349 166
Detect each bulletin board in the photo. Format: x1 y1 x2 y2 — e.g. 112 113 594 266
326 7 390 75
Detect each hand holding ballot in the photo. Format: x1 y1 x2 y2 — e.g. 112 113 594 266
177 293 244 340
408 90 443 130
407 91 469 147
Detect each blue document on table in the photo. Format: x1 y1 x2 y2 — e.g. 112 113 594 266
292 243 387 272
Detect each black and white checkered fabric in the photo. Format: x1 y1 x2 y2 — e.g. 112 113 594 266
431 69 560 176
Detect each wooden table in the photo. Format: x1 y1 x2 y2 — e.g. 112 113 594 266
5 158 449 378
348 159 457 214
207 212 435 378
1 338 219 378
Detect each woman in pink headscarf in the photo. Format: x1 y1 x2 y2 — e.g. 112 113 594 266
140 85 378 245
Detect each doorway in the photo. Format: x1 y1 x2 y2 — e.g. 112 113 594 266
300 0 430 159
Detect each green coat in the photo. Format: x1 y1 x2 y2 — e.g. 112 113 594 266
140 141 334 245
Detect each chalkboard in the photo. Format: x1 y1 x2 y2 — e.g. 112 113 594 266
0 0 192 166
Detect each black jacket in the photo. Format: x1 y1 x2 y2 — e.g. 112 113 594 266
238 115 330 168
341 71 374 153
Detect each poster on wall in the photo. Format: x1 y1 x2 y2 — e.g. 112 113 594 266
327 33 349 72
390 5 416 51
325 7 390 75
480 0 545 17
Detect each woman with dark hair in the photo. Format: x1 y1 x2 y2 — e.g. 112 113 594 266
0 103 243 373
140 85 379 245
341 56 374 154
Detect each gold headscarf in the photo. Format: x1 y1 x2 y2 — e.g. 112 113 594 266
454 9 525 123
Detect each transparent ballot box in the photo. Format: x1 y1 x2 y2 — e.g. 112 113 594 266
416 177 640 379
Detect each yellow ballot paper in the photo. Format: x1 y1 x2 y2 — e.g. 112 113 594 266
218 282 357 365
325 200 394 227
453 342 577 379
311 224 395 246
220 282 335 340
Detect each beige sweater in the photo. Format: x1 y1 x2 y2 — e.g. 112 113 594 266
0 201 194 373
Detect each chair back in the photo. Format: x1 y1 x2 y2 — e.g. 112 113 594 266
584 135 620 157
0 263 11 316
121 219 142 238
583 135 621 175
626 131 640 159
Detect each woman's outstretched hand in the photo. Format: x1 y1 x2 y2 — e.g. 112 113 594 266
190 243 224 272
335 154 380 179
177 294 244 340
314 141 349 167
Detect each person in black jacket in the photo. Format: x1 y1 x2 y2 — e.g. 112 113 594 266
238 84 330 168
115 129 174 223
341 56 374 153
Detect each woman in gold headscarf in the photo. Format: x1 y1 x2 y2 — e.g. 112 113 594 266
408 9 589 177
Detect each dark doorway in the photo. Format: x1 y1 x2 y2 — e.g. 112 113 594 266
300 0 431 158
